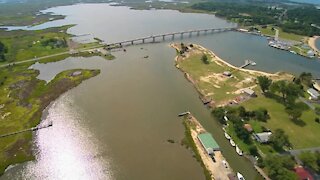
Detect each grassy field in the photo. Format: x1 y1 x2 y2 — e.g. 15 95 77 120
257 26 305 42
242 93 320 149
0 65 100 175
177 49 255 105
0 25 73 64
176 43 319 152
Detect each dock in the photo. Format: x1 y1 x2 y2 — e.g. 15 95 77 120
178 111 191 117
199 96 212 105
238 59 256 69
0 122 53 138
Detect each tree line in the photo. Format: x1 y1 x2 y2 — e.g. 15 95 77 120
191 2 320 36
0 41 7 62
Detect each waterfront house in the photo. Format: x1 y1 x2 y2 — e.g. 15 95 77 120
242 88 256 97
294 166 314 180
198 133 220 155
253 132 272 143
307 88 320 100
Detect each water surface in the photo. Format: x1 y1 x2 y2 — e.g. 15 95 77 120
2 3 320 180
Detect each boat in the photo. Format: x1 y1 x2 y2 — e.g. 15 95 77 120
250 61 256 66
290 50 297 54
237 172 245 180
178 111 190 117
224 132 231 140
230 139 236 147
236 145 243 156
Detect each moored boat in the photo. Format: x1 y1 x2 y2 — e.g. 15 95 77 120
236 145 243 156
237 172 245 180
224 132 231 140
230 139 236 147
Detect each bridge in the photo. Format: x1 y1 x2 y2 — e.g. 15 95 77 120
104 27 236 48
0 27 237 68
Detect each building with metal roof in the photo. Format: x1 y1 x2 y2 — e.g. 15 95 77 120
253 132 272 143
307 88 320 100
242 88 256 97
197 133 220 154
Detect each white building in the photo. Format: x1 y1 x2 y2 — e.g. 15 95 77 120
307 88 320 100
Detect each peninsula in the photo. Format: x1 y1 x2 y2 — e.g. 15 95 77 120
172 42 320 179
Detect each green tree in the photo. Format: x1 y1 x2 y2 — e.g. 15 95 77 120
238 106 247 118
285 107 302 121
234 121 251 144
315 107 320 115
201 54 209 64
254 108 269 122
249 145 258 156
299 151 318 172
212 107 226 124
271 80 302 104
298 72 313 87
257 76 272 93
0 41 7 62
269 129 290 151
264 155 298 180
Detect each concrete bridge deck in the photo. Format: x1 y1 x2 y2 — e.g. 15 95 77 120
105 27 236 47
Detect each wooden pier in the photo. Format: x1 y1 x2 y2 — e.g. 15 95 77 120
239 59 256 69
0 122 53 138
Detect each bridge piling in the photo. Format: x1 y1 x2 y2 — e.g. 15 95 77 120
103 27 234 48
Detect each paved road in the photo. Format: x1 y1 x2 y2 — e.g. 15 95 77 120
0 44 104 68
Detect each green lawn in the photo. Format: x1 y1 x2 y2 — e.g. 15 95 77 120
242 94 320 149
257 26 305 42
178 52 254 104
0 25 72 64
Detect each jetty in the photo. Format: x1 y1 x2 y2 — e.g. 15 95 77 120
239 59 256 69
178 111 191 117
0 122 53 138
199 96 212 105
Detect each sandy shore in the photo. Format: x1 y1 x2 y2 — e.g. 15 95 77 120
170 43 284 78
308 36 320 53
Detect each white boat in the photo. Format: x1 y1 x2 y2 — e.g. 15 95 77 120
236 145 243 156
224 132 231 140
230 139 236 147
250 61 256 66
237 172 245 180
290 50 297 54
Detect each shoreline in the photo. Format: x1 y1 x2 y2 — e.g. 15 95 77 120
0 69 100 176
308 36 320 54
171 43 270 179
171 43 285 78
